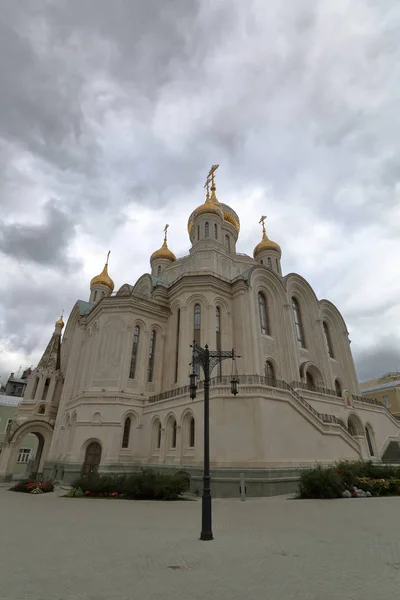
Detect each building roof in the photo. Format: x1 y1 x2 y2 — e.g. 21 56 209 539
0 395 21 407
361 379 400 394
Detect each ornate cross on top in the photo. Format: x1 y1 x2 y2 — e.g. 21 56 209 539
106 250 111 265
164 224 169 241
204 176 212 199
259 215 267 235
60 309 64 319
207 164 219 189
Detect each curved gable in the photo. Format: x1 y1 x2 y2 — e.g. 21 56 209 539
132 274 152 298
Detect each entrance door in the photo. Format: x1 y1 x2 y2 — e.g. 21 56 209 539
82 442 102 476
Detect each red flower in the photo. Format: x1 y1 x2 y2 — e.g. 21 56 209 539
85 490 91 495
337 469 343 475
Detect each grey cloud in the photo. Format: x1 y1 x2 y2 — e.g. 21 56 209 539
0 200 78 269
355 342 400 383
0 0 400 384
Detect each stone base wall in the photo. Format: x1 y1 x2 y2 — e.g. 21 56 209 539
43 461 301 498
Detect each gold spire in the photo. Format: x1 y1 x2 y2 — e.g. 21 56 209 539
253 215 281 258
55 310 64 329
150 225 176 263
90 251 115 291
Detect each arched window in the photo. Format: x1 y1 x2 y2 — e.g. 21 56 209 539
122 417 131 448
205 222 209 238
189 417 195 447
32 377 39 399
365 426 375 456
148 330 156 382
260 259 263 265
157 265 161 276
101 291 105 298
306 371 315 390
194 304 201 375
292 297 305 347
276 258 279 272
38 404 46 415
225 235 230 252
197 225 200 240
258 292 269 335
265 360 275 381
323 321 334 358
93 290 98 302
335 379 342 397
153 420 162 450
129 326 140 379
42 378 50 401
267 257 272 269
175 309 181 383
216 306 221 377
214 223 218 239
169 418 177 449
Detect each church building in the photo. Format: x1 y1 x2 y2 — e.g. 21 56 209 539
1 166 400 496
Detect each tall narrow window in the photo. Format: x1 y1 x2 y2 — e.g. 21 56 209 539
225 235 230 251
323 321 334 358
214 223 218 239
93 291 98 302
292 297 305 347
122 417 131 448
267 257 272 269
175 309 181 383
205 222 209 238
216 306 221 377
276 259 279 272
129 326 140 379
148 330 156 382
189 417 195 447
265 360 275 381
258 292 268 335
157 265 161 276
335 379 342 397
197 225 200 240
306 371 315 390
155 421 161 449
365 427 374 456
194 304 201 376
32 377 39 399
169 418 177 448
42 378 50 401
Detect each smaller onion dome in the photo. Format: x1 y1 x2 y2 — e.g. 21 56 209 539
55 313 64 329
90 254 115 291
253 216 281 258
150 225 176 263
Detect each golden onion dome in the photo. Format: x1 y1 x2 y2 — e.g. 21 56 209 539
219 202 240 233
150 239 176 263
55 314 64 329
90 262 115 291
253 231 281 258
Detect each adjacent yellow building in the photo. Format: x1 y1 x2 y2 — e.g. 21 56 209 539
360 372 400 416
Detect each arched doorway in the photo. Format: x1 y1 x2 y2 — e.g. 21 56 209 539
0 421 54 481
81 442 102 476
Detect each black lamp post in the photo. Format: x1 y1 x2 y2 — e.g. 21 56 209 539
190 341 239 541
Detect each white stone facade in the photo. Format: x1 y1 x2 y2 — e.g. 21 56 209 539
2 188 400 492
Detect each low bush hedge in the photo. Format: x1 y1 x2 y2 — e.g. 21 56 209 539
10 479 54 494
298 461 400 499
69 469 188 500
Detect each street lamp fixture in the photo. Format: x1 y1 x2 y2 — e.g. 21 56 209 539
190 341 240 541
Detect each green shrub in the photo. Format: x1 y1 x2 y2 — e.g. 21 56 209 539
298 465 345 499
336 460 400 486
70 469 187 500
9 479 54 494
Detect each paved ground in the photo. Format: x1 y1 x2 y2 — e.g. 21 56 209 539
1 485 400 600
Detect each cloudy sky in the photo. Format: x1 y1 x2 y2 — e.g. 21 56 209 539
1 0 399 386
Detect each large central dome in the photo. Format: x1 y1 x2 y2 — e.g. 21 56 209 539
187 199 240 234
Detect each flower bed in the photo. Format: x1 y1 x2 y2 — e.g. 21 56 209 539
10 479 55 494
67 469 188 501
298 461 400 499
